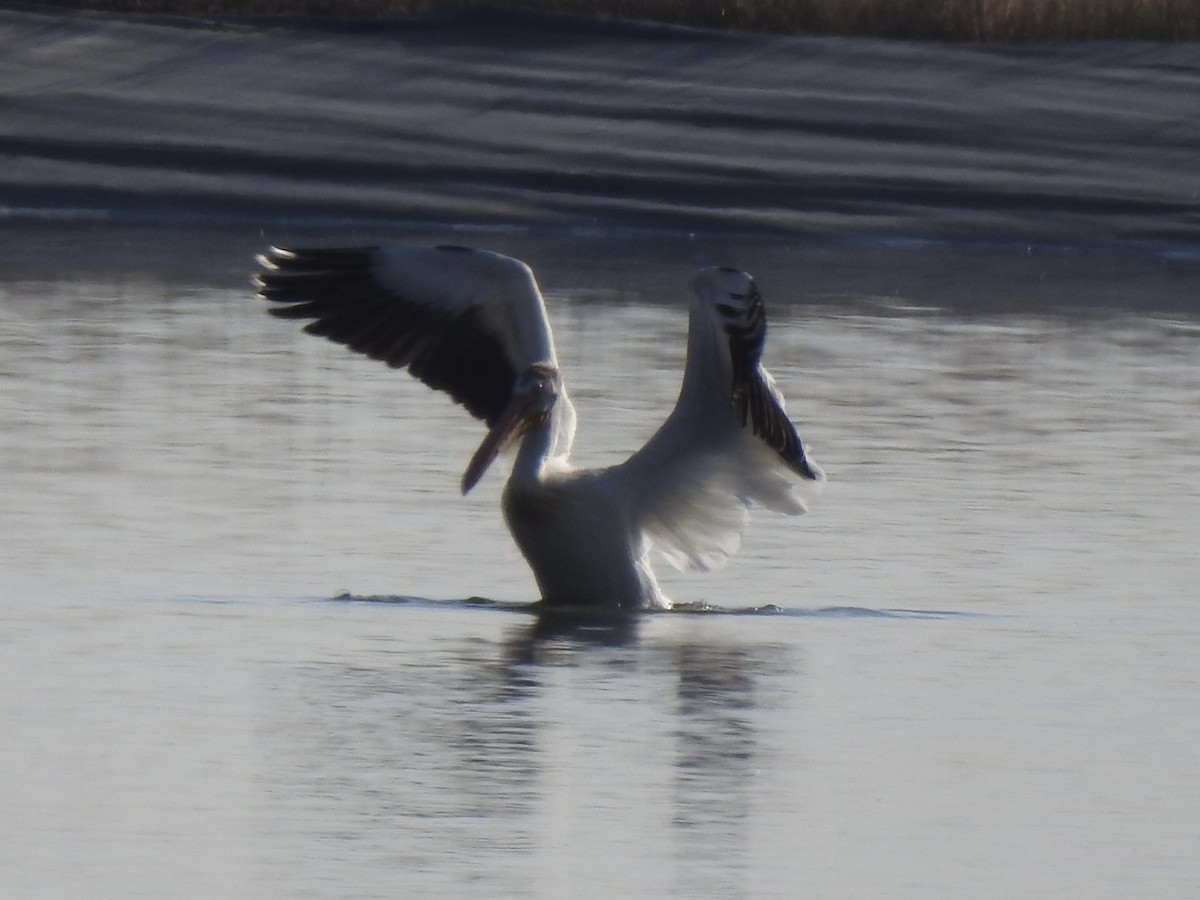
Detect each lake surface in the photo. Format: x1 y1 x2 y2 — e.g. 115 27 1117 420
3 244 1199 898
3 6 1200 898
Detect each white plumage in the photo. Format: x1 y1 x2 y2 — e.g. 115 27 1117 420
256 244 822 609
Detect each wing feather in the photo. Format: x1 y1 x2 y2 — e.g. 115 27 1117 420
608 267 822 572
724 278 820 480
256 245 557 426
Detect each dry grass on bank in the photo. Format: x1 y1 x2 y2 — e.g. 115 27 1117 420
18 0 1200 40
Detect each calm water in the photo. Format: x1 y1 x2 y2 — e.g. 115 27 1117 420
4 7 1199 896
3 256 1200 898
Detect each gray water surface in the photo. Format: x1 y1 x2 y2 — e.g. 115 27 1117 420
4 10 1200 895
3 258 1198 897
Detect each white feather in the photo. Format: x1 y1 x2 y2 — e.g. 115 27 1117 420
608 268 822 573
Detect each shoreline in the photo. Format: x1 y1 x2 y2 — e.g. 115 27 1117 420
11 0 1200 41
3 5 1198 294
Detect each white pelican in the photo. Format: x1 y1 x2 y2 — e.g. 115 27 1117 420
256 245 822 610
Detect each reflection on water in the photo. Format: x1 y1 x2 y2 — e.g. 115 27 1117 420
254 608 792 898
670 641 761 899
514 605 642 652
260 633 542 894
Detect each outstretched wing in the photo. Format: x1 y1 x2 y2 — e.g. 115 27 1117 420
256 244 557 427
608 267 823 572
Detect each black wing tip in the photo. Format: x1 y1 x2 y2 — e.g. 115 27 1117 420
759 392 822 482
791 446 823 481
255 245 380 304
257 245 377 271
712 277 822 480
252 241 519 425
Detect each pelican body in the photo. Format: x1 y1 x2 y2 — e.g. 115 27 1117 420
256 245 822 609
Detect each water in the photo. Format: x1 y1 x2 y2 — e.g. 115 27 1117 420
3 252 1199 898
3 6 1200 895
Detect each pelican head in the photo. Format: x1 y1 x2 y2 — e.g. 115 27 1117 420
461 363 560 494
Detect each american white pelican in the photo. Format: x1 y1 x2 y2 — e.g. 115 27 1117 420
256 245 822 609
